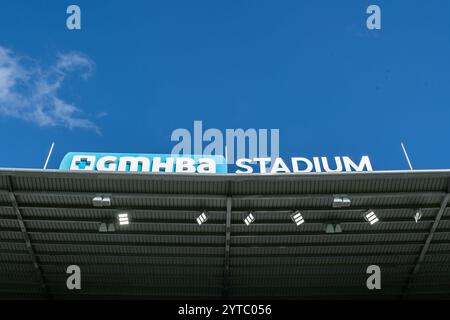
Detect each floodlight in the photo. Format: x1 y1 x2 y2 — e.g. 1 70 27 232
290 211 305 226
196 212 208 225
102 196 111 207
92 195 111 207
98 222 108 232
244 212 255 226
107 223 116 232
364 210 379 225
414 209 423 223
325 224 334 234
93 196 103 207
333 195 351 208
117 213 129 225
324 223 342 234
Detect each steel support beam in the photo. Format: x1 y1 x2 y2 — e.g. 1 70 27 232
6 176 49 298
222 197 232 298
402 184 450 296
0 190 445 201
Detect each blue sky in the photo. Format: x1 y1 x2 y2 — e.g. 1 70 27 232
0 0 449 170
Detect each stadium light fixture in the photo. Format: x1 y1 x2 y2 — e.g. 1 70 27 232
290 211 305 226
364 210 379 225
102 196 111 207
414 209 423 223
107 222 116 232
244 212 255 226
92 195 111 207
333 195 351 208
196 211 208 225
92 196 103 207
117 213 130 226
98 222 108 232
324 223 342 234
99 221 116 233
325 224 334 234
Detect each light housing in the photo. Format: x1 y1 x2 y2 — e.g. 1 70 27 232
364 210 379 225
99 221 116 233
196 212 208 225
92 195 111 207
244 212 255 226
414 209 423 223
324 223 343 233
98 222 108 232
117 213 130 226
333 195 351 208
290 211 305 226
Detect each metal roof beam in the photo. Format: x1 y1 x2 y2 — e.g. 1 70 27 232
2 190 445 201
5 176 49 299
402 186 450 296
1 203 446 212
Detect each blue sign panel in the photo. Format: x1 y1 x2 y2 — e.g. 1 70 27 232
60 152 228 174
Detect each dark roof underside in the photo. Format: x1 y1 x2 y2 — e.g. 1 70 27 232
0 169 450 299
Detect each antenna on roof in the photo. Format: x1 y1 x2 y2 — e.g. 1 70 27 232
43 142 55 170
401 142 414 170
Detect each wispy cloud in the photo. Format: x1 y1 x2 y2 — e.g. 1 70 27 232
0 46 100 133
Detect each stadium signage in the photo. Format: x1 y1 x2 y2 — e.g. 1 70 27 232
60 152 228 173
60 153 373 174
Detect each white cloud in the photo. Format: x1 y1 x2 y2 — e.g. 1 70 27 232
0 46 100 133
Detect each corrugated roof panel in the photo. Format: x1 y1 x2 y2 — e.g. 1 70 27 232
0 283 44 294
0 231 24 241
0 193 11 204
230 176 448 195
0 241 27 252
230 265 412 276
29 232 225 245
423 254 450 263
231 244 422 256
0 272 41 283
417 264 450 274
230 208 439 222
47 286 223 297
16 193 93 206
443 208 450 217
40 264 224 276
0 262 37 274
230 255 417 266
36 254 224 265
229 286 404 297
428 243 450 253
12 175 228 194
34 243 224 256
231 233 428 245
0 219 20 230
0 176 8 190
0 253 33 263
232 194 443 210
432 232 450 242
20 207 226 222
229 275 408 288
0 206 15 218
23 220 226 234
15 193 227 210
437 219 450 230
230 221 433 234
44 275 222 287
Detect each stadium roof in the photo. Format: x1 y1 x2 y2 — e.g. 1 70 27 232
1 168 450 299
